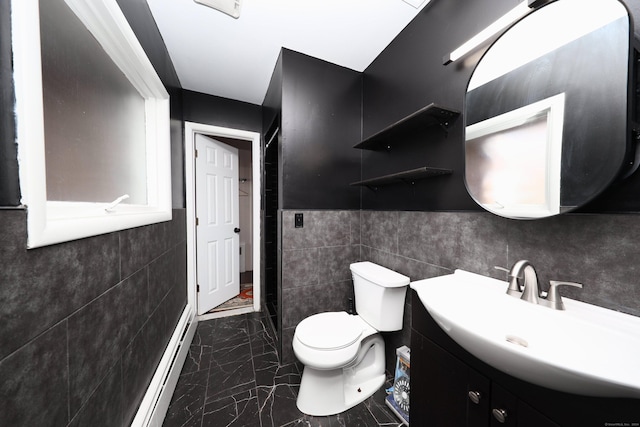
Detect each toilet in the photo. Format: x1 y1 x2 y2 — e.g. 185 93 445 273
292 261 409 416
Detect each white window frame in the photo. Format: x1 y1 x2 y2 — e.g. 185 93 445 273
12 0 172 248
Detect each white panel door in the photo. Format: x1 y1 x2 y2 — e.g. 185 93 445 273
195 134 240 314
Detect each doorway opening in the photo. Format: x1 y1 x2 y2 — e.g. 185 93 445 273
185 122 261 320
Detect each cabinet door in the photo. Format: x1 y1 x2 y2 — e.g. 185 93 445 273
517 401 559 427
411 332 469 426
467 368 491 426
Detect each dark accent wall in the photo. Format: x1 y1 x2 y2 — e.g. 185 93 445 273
183 89 263 133
0 0 20 206
349 0 640 374
361 0 640 213
280 49 362 210
262 50 362 359
360 0 522 212
0 209 187 426
262 51 283 137
0 1 189 426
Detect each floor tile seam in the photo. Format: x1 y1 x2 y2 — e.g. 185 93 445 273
208 355 253 373
204 380 258 407
249 313 277 427
248 334 277 350
209 344 253 364
199 356 212 427
211 341 253 365
207 335 252 352
255 384 278 424
208 359 256 387
247 321 272 337
201 314 257 419
182 343 215 374
177 364 210 380
364 396 394 426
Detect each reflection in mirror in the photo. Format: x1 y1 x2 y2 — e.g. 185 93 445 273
466 94 564 218
465 0 631 219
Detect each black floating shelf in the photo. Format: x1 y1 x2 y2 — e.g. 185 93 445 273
350 166 452 189
354 103 461 151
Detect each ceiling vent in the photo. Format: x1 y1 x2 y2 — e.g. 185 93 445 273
194 0 242 19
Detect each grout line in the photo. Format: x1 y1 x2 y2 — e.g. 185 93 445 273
66 319 71 424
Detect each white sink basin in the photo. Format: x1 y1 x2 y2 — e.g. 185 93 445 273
410 270 640 398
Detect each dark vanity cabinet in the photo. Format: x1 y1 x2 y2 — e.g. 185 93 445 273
411 327 556 426
410 290 640 426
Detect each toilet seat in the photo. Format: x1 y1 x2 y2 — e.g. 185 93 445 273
296 312 362 350
293 312 377 370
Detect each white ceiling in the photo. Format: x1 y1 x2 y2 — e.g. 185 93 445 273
146 0 430 105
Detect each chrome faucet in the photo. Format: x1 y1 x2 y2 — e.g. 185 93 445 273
510 260 541 304
495 260 583 310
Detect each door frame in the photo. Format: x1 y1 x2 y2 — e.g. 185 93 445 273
185 122 261 317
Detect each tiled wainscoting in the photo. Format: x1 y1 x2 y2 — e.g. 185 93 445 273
0 208 187 427
359 210 640 317
279 210 362 365
162 209 640 426
279 209 640 373
163 312 402 427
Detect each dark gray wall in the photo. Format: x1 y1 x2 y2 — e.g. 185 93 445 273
360 210 640 372
0 1 189 426
278 207 640 372
279 210 362 364
262 51 283 138
275 0 640 374
0 209 187 426
352 0 640 373
0 0 20 206
183 89 263 133
360 0 524 211
360 0 640 213
280 49 362 210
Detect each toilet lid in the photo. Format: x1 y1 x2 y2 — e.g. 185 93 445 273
296 312 363 350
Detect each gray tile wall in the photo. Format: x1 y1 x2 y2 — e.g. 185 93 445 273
281 209 640 372
0 208 187 427
280 210 361 364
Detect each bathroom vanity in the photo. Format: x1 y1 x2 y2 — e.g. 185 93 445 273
410 289 640 426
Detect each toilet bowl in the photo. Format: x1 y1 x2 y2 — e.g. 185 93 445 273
292 262 409 416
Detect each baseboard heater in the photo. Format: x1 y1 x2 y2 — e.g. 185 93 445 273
131 305 197 427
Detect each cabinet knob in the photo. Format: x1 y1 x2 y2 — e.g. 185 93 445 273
467 390 482 404
492 408 508 423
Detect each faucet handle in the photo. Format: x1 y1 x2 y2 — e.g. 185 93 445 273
494 266 522 295
494 266 509 273
546 281 583 310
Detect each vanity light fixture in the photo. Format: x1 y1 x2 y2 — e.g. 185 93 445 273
443 0 547 65
194 0 241 19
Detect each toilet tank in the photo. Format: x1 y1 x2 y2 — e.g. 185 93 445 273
350 261 409 331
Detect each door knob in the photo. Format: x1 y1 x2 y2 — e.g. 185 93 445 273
234 228 241 233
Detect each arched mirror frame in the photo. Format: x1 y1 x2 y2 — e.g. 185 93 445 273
464 0 636 219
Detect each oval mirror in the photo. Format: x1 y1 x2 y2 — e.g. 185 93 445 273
464 0 632 219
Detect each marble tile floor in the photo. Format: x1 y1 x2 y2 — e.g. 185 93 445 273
162 312 404 427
